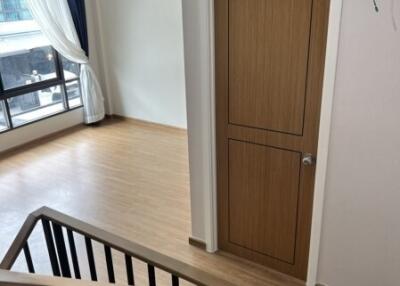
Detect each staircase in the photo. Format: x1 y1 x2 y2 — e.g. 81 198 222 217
0 207 233 286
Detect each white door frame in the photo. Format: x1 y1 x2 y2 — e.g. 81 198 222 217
305 1 343 284
183 0 343 284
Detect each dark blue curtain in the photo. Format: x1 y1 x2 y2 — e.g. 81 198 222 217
67 0 89 57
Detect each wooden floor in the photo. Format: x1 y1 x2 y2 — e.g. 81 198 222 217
0 118 303 286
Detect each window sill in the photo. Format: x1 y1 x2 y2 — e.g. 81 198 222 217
0 105 83 135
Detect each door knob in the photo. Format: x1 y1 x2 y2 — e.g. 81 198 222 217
302 153 315 166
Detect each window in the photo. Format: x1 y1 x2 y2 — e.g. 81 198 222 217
0 0 82 133
0 0 32 22
0 46 58 90
0 100 7 131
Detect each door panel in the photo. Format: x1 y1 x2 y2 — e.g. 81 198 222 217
229 140 301 263
216 0 330 280
229 0 313 134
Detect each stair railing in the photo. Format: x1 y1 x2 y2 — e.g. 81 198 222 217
0 207 233 286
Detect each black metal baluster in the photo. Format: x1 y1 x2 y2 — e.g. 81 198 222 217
42 219 61 276
171 275 179 286
85 237 97 281
148 264 156 286
52 223 71 278
125 254 135 285
67 229 81 279
23 242 35 273
104 245 115 283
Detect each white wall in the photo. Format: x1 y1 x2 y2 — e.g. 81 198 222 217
93 0 187 129
317 1 400 285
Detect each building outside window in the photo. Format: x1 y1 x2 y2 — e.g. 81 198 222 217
0 0 82 133
0 0 32 22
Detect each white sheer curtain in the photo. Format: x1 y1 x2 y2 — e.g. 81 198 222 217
27 0 105 124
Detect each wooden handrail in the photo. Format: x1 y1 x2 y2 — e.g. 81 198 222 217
1 207 234 286
0 210 41 271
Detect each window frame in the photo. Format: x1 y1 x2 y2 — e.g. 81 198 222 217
0 46 83 134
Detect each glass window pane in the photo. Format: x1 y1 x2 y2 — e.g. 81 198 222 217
0 0 32 22
66 80 82 108
61 56 80 80
7 84 65 127
0 100 8 131
0 46 57 90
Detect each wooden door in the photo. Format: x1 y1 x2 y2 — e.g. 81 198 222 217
215 0 330 280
